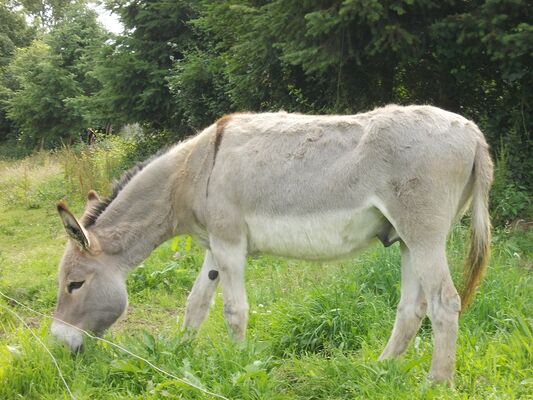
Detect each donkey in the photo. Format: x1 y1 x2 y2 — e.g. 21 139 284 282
52 105 493 382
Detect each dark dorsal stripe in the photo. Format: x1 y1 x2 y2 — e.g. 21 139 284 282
214 114 231 161
205 115 232 199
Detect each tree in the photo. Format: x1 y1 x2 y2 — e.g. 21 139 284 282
171 0 531 187
6 41 82 146
5 3 109 147
93 0 198 131
1 0 529 189
424 0 532 187
13 0 73 28
0 0 35 141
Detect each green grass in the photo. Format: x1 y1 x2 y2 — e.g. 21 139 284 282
0 151 532 399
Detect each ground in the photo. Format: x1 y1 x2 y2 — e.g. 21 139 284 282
0 150 531 399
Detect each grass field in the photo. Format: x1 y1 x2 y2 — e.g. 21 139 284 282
0 149 531 399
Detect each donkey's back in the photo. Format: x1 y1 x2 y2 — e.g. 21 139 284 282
205 105 485 260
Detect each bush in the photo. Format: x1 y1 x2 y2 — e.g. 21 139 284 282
59 136 134 201
0 140 33 160
490 146 532 227
120 128 184 168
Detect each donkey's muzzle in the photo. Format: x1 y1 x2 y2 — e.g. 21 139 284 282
51 320 84 354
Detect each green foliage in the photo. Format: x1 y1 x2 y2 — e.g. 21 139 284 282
0 2 35 68
168 0 532 198
0 0 531 218
167 51 231 130
0 140 33 159
490 146 532 226
118 127 182 167
425 0 532 189
92 0 198 130
4 3 108 148
59 136 134 200
6 40 84 147
15 0 74 28
0 1 35 141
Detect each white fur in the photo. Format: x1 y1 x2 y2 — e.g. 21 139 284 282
51 321 83 352
183 251 219 331
245 208 385 260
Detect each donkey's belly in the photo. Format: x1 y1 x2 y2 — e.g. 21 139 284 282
245 207 386 260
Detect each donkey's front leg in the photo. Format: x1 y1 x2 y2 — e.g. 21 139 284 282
210 236 248 341
183 250 220 333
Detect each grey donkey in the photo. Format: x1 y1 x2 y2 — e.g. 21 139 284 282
52 105 493 383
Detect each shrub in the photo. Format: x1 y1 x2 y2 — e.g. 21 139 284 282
121 128 184 168
59 136 134 201
0 141 33 160
490 146 532 227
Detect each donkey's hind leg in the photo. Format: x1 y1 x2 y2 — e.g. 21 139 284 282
183 250 220 332
379 242 427 360
410 243 461 383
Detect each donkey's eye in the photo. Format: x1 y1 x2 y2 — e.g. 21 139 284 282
67 281 85 294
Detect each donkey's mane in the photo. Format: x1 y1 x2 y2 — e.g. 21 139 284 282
83 148 169 228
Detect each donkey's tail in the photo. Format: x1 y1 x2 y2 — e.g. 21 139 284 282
460 139 494 312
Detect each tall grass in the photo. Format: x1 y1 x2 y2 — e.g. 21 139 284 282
0 151 63 210
59 137 134 201
0 137 133 211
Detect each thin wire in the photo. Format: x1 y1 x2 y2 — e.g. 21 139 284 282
0 290 228 400
0 302 76 400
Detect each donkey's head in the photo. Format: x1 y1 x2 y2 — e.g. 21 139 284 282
51 192 128 353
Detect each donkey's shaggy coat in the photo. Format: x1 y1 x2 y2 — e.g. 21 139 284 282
53 105 493 382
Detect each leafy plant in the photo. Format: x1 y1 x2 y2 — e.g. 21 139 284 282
59 136 133 200
491 145 532 226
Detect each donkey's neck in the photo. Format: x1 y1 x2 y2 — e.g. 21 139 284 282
91 140 205 270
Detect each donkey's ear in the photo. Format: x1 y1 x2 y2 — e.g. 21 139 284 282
87 190 100 203
57 202 91 250
86 190 100 209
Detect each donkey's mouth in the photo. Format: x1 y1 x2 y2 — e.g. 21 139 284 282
51 320 84 354
71 342 84 355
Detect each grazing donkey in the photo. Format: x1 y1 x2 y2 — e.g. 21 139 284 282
52 105 493 382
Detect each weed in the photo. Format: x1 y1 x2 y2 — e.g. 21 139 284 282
59 137 134 200
491 145 532 226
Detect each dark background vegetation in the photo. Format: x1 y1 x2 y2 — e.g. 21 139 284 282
0 0 531 224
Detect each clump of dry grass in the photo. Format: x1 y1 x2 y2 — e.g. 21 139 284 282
59 137 132 201
0 151 62 209
0 138 132 210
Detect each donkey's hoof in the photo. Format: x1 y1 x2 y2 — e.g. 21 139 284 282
428 372 454 387
179 327 198 343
